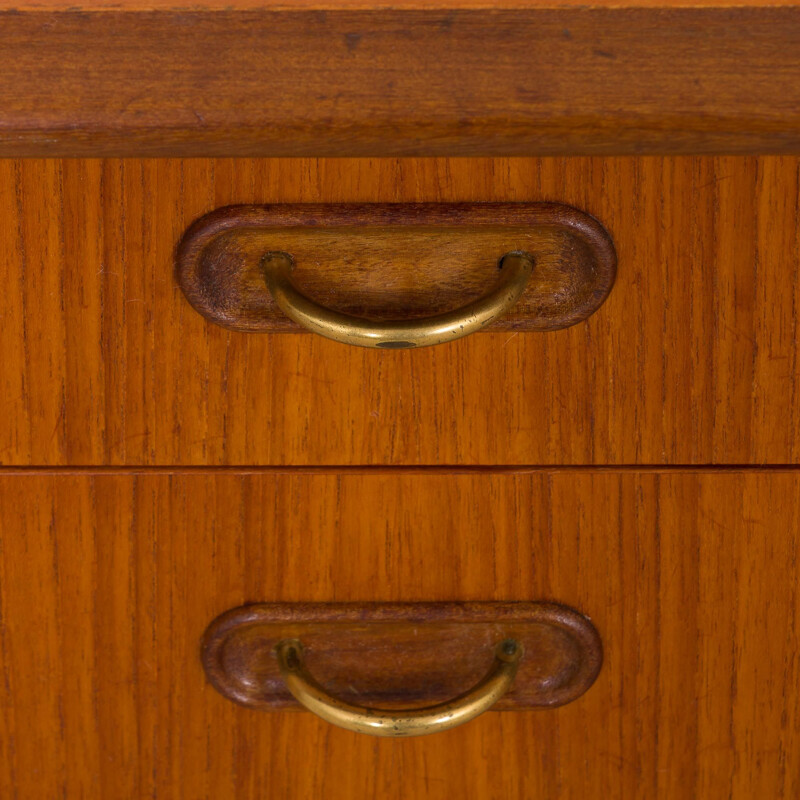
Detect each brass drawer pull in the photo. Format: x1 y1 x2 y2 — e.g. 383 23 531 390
176 203 617 341
276 637 522 737
262 250 534 349
201 602 602 738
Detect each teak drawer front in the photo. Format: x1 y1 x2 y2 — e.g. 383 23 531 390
1 157 800 465
1 469 799 798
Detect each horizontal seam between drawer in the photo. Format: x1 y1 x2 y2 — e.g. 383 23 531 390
1 464 800 475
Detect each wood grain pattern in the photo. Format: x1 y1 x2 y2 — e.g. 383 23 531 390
1 157 799 465
201 601 602 710
176 202 616 333
0 469 798 798
6 0 800 9
0 8 799 157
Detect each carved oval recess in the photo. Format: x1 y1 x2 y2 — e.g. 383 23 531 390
177 203 616 333
201 601 603 711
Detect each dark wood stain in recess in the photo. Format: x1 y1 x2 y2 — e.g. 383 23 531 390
176 202 616 333
200 601 603 711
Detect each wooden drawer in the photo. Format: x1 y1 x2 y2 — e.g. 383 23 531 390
2 4 798 797
1 469 798 798
1 157 799 466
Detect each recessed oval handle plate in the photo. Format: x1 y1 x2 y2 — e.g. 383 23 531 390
176 203 616 336
201 601 603 715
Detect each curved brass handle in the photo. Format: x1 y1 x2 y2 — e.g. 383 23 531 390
276 638 522 737
261 251 534 349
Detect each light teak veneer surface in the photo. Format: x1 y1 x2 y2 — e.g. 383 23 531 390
1 157 799 465
0 470 798 799
2 156 799 798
